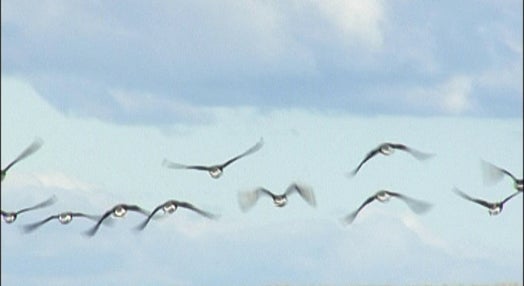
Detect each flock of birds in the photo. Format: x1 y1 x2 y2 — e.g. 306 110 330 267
1 137 523 237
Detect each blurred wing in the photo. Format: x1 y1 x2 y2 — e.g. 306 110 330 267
21 215 57 233
393 193 433 214
73 213 101 221
178 202 217 219
221 137 264 168
501 191 522 205
481 160 506 185
395 145 434 161
16 195 57 215
127 205 151 217
134 205 164 231
452 188 491 208
3 137 44 173
341 196 376 225
162 159 210 171
83 210 113 237
481 160 516 185
349 148 380 177
286 183 316 207
238 190 262 212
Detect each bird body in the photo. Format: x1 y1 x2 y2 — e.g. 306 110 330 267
85 204 150 236
349 142 433 177
22 212 99 233
238 183 316 212
136 199 216 230
453 188 521 216
1 196 57 224
342 190 432 224
163 138 263 179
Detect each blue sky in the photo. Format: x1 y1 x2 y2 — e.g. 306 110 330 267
1 1 523 286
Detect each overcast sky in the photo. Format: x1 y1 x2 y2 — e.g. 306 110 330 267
1 1 523 286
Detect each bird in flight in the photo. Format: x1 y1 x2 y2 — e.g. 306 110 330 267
481 160 522 192
348 142 433 177
2 137 44 182
22 211 100 233
1 195 57 224
84 204 150 236
452 187 521 216
162 137 264 179
135 199 217 231
238 182 316 212
341 190 432 224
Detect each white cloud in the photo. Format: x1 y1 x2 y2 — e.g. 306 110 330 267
314 0 385 50
440 75 474 113
404 75 474 114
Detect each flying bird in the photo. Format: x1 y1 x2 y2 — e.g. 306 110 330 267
162 137 264 179
453 187 521 216
341 190 432 224
2 137 44 182
135 200 217 231
238 183 316 212
481 160 523 192
1 195 57 224
22 212 100 233
348 142 433 177
84 204 150 236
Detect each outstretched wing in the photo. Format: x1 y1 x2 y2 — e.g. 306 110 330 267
501 191 522 205
341 196 376 225
238 188 270 212
84 209 114 237
348 147 381 177
21 215 58 233
2 137 44 174
221 138 264 168
391 144 434 161
178 201 217 219
452 188 492 209
16 195 57 215
481 160 517 185
162 159 211 171
285 183 316 207
135 204 165 231
389 191 432 214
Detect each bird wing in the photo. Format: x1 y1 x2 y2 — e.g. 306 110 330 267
22 215 58 233
501 191 522 205
238 188 268 212
127 205 151 216
72 212 101 221
452 188 492 209
285 183 316 207
342 196 376 224
84 209 114 237
2 137 44 173
162 159 210 171
16 195 57 215
220 138 264 168
480 160 509 185
391 144 434 160
177 201 217 219
349 147 381 177
135 204 165 231
389 191 433 214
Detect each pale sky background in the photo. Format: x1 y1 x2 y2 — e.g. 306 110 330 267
1 1 523 286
